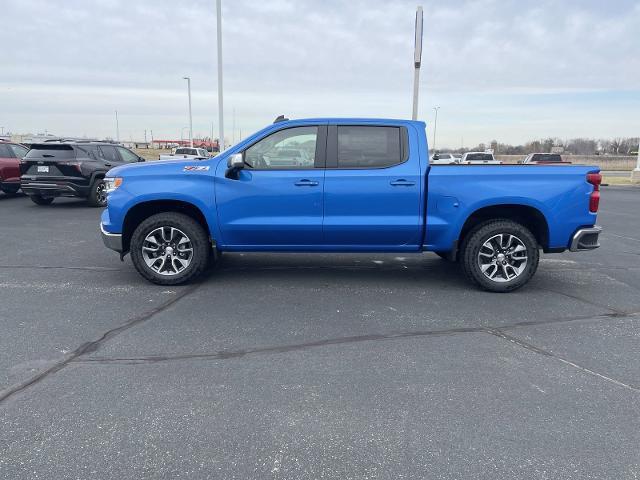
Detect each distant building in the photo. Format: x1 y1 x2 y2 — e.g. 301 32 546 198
122 141 151 149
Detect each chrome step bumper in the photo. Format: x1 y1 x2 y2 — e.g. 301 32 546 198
570 226 602 252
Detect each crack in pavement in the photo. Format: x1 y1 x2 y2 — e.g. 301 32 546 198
0 284 200 405
72 311 640 395
533 285 630 315
485 328 640 393
2 264 638 403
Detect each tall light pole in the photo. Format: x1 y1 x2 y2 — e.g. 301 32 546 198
181 126 190 143
432 106 440 150
115 110 120 143
183 76 193 147
412 6 423 120
632 140 640 183
216 0 225 151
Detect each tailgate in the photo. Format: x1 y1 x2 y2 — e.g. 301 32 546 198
21 144 78 176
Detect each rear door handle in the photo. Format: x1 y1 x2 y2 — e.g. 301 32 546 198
104 163 112 167
390 179 416 186
294 179 319 186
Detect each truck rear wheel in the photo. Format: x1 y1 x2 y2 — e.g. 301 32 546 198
460 220 539 292
130 212 210 285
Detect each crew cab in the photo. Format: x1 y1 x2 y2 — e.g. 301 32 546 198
0 141 29 195
159 147 210 161
100 117 602 292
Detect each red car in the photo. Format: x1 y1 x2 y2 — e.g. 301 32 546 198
0 141 29 195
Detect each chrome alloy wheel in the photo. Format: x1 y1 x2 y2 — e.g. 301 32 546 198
477 233 528 283
141 227 194 276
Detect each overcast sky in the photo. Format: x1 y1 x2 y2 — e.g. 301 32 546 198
1 0 638 147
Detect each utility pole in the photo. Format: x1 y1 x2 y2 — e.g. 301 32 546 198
216 0 225 151
432 106 440 150
183 76 193 147
411 6 423 120
115 110 120 143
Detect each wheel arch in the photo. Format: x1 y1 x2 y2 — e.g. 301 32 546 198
121 199 212 254
458 204 550 254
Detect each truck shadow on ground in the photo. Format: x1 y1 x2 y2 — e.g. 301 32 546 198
205 252 469 288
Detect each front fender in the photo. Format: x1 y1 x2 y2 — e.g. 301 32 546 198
103 173 220 242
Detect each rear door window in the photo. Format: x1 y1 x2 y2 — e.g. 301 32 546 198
336 126 403 168
75 145 100 159
98 145 120 163
0 144 13 158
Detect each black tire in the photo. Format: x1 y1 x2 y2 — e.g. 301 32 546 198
1 185 20 195
87 178 107 207
29 195 54 206
460 219 539 293
130 212 210 285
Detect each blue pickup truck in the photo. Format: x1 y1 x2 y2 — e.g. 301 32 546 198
100 117 602 292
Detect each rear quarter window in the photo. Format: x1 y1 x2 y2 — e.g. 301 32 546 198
466 153 494 161
533 154 562 162
337 126 403 168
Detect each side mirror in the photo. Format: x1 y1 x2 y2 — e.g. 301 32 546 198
138 156 145 162
433 153 440 160
225 153 244 179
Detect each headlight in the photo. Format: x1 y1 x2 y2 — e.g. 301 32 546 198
104 177 123 193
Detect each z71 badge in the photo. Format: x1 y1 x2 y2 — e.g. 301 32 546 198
183 165 210 171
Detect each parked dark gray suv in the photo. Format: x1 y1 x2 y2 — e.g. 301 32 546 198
20 142 145 206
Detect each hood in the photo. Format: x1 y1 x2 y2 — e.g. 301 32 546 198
106 156 224 177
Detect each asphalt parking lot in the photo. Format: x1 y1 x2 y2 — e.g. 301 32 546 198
1 187 639 479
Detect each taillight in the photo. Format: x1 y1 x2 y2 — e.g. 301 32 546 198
587 172 601 213
60 161 82 173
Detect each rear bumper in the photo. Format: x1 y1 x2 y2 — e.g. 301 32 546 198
570 226 602 252
20 178 90 198
100 223 123 253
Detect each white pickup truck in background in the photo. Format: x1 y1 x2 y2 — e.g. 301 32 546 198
159 147 210 161
461 151 502 165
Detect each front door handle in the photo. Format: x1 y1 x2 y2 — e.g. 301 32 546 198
104 163 112 167
294 179 319 186
390 179 416 186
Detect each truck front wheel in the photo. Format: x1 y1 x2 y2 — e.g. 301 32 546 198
130 212 210 285
460 220 539 292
